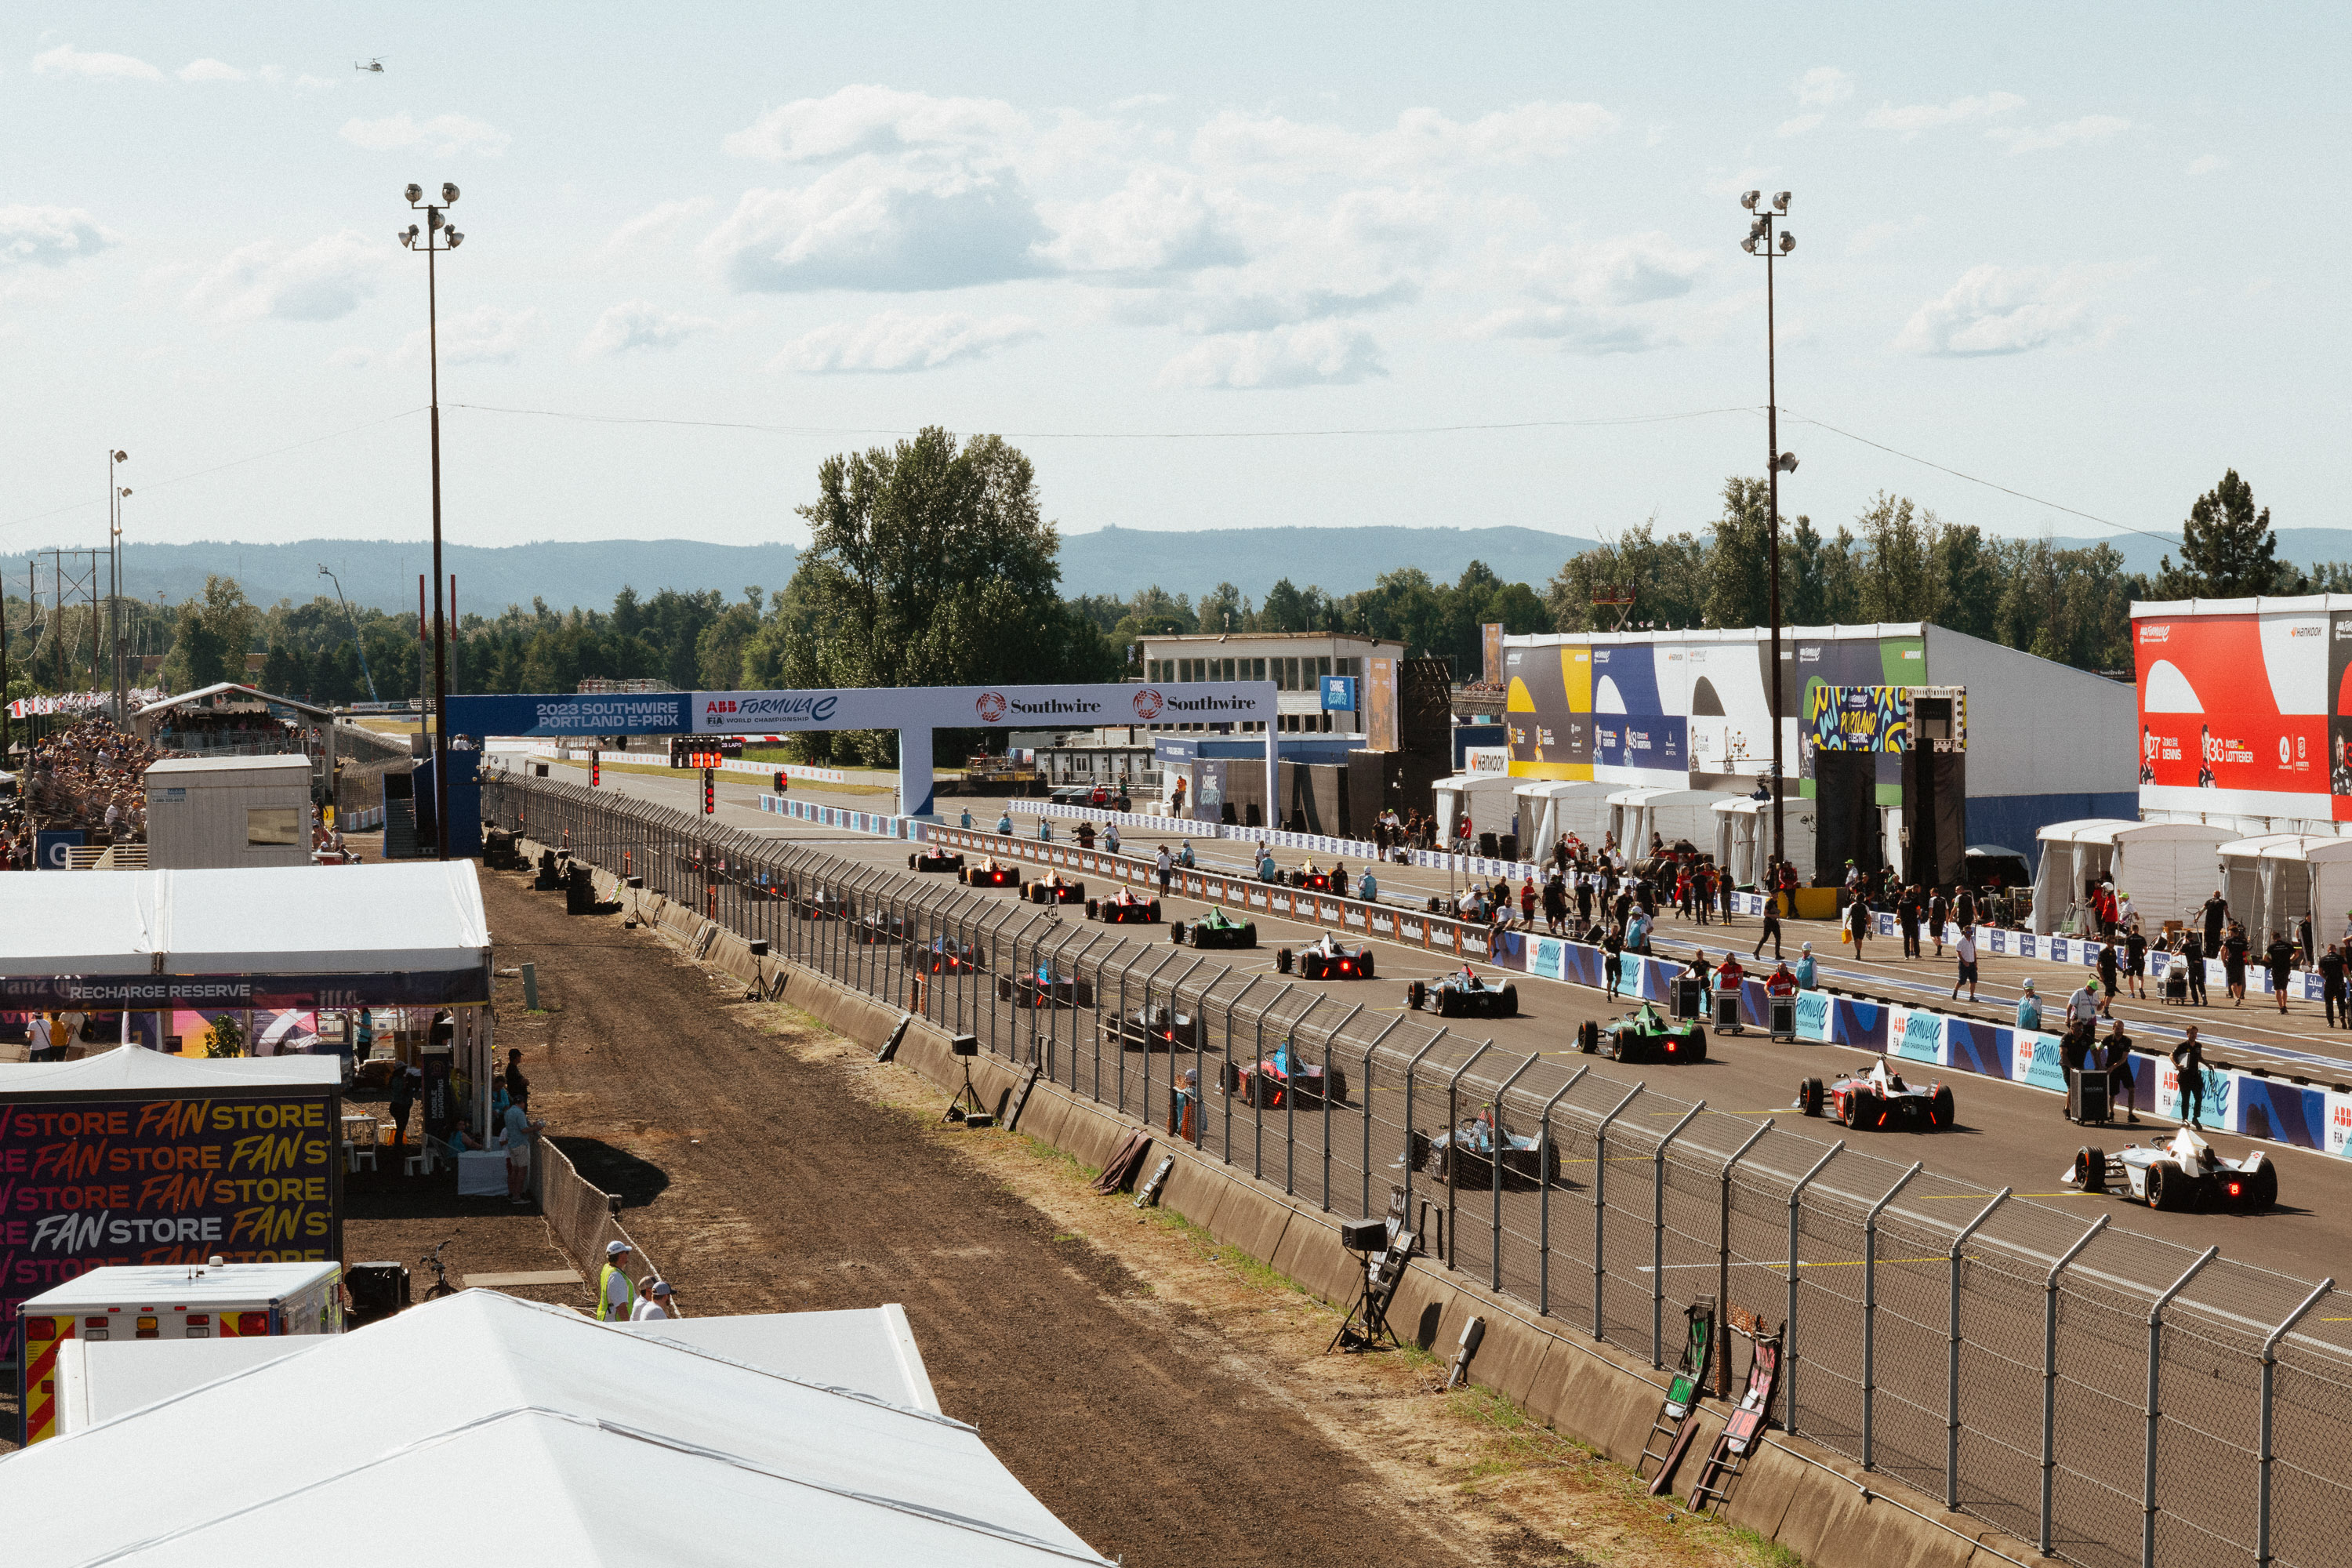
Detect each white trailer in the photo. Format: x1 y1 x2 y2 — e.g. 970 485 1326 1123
143 755 315 869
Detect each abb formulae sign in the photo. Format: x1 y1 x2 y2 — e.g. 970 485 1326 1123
2135 604 2346 820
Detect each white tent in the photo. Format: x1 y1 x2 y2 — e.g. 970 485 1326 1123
1432 771 1520 846
1512 780 1616 856
1712 797 1816 888
2030 819 2234 935
2 1290 1104 1566
1609 787 1742 858
2244 837 2352 946
0 860 488 981
2214 835 2341 946
0 1051 340 1096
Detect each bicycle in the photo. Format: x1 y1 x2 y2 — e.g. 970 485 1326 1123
420 1240 456 1301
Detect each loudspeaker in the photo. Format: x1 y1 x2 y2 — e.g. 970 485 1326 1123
951 1034 979 1058
1339 1218 1387 1252
748 939 769 956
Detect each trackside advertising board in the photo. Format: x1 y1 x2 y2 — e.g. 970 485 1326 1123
0 1087 342 1365
2132 600 2346 821
448 681 1276 739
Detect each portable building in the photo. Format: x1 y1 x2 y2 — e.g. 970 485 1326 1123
143 755 314 869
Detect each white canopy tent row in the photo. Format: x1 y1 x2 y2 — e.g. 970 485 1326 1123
1607 787 1743 860
1 1290 1105 1566
1511 780 1617 857
1713 797 1818 890
2029 820 2235 936
1432 771 1521 847
2212 835 2352 949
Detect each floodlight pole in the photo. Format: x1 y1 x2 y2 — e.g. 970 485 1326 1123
1741 192 1796 884
400 183 466 859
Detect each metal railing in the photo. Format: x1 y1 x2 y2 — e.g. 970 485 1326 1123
483 774 2352 1568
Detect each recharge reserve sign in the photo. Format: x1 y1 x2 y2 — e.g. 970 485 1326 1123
0 1091 341 1363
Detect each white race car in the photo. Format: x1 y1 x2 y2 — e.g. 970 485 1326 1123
2062 1126 2278 1212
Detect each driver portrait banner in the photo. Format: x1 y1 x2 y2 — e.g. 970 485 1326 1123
2134 607 2328 819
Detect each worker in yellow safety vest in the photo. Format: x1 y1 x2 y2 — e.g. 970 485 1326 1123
597 1240 634 1321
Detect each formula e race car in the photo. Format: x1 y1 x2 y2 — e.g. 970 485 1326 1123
792 887 852 921
1287 866 1336 892
2062 1127 2278 1211
851 911 907 945
1023 874 1086 905
1408 1111 1558 1189
1222 1044 1348 1109
1106 1004 1206 1053
1174 909 1258 949
963 858 1020 888
1406 968 1519 1018
1279 938 1377 980
904 937 983 975
909 849 965 873
1795 1056 1954 1131
1086 891 1162 924
1578 1005 1707 1064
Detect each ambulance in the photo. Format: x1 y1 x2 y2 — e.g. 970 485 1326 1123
17 1258 343 1444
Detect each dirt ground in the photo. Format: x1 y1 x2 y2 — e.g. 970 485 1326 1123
336 862 1797 1568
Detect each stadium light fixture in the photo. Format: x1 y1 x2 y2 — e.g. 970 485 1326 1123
1773 191 1791 212
1738 187 1798 880
1741 191 1761 210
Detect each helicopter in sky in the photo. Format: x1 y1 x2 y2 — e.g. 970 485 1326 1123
354 57 385 73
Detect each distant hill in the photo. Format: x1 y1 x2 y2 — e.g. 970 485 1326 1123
1055 524 1598 601
111 538 803 616
2049 528 2352 579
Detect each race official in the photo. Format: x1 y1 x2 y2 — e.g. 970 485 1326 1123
2015 978 2042 1032
2321 942 2347 1028
996 811 1013 835
2065 981 2102 1031
2103 1022 2141 1124
1156 844 1173 898
1752 891 1783 961
1952 927 1980 1004
2172 1027 2208 1130
597 1240 635 1322
1359 869 1378 902
1795 943 1817 990
2180 929 2208 1005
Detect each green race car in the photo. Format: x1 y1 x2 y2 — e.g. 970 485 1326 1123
1174 907 1258 948
1578 1003 1708 1064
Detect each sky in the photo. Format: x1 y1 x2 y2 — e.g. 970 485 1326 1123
2 3 2342 583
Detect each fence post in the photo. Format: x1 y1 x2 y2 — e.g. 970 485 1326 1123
1487 1052 1542 1295
1592 1084 1644 1342
1862 1161 1925 1471
1782 1139 1842 1431
1649 1100 1706 1367
1279 994 1333 1193
2143 1247 2220 1568
2259 1278 2333 1568
1399 1030 1450 1217
1250 983 1298 1182
1112 946 1155 1115
1945 1187 2010 1510
1218 974 1267 1164
1317 1003 1364 1211
1441 1040 1498 1271
1534 1065 1588 1316
1358 1016 1405 1217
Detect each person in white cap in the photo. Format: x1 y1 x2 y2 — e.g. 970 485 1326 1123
1794 942 1817 991
631 1279 680 1321
596 1240 633 1322
2016 977 2042 1032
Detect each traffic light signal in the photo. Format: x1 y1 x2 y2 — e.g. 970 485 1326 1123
702 767 715 815
670 735 688 768
774 771 786 793
590 749 601 787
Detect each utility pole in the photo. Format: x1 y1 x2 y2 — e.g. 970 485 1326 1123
108 450 129 722
1740 191 1799 884
318 564 382 703
398 181 467 858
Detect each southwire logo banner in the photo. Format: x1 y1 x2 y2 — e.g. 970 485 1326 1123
446 692 691 738
689 682 1276 735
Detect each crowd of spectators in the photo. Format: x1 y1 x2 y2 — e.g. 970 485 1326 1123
2 719 175 869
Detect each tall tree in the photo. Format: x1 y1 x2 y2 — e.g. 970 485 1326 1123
1702 477 1772 631
2156 470 2296 597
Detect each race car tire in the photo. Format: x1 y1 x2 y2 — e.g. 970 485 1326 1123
1277 947 1296 975
1579 1020 1599 1054
1798 1076 1824 1116
1611 1028 1635 1062
1240 922 1258 949
1326 1067 1350 1103
2147 1161 2186 1212
1686 1025 1707 1062
1084 898 1101 917
1147 900 1162 924
1406 980 1428 1011
2074 1146 2106 1194
1930 1085 1955 1128
1171 923 1186 945
2249 1162 2278 1210
1359 953 1375 980
1500 984 1519 1017
1436 989 1457 1018
1218 1062 1243 1094
1408 1130 1433 1174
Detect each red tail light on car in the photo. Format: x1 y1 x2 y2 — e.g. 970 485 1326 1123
2227 1181 2242 1197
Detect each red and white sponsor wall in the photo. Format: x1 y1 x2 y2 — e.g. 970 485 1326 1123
2133 597 2352 824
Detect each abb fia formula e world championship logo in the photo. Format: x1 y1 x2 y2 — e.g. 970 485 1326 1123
1131 687 1164 720
975 691 1009 723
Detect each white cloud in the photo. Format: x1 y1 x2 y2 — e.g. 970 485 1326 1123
1776 114 1824 139
328 346 375 369
775 310 1040 373
403 304 538 365
178 58 246 82
0 206 120 267
2186 154 2229 177
724 84 1029 163
1861 92 2025 136
577 300 718 358
185 230 386 323
339 112 511 157
1156 322 1385 389
1894 263 2127 357
1465 305 1669 355
702 159 1049 292
1042 166 1246 274
32 44 162 81
1518 231 1707 307
1989 114 2131 154
1193 101 1615 179
1846 215 1929 255
1795 67 1854 109
600 198 717 257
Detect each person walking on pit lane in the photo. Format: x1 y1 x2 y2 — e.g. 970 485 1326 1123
2016 977 2042 1032
1929 887 1951 960
2323 942 2348 1028
1846 891 1871 959
1156 844 1173 899
1752 890 1784 961
2125 922 2149 1001
1795 942 1817 990
1602 924 1625 999
2180 927 2209 1006
1900 884 1922 960
597 1240 634 1322
2172 1027 2209 1130
1952 926 1980 1004
2202 890 2229 956
2066 978 2102 1036
2265 929 2296 1014
2096 938 2121 1016
2223 922 2250 1006
2103 1020 2142 1125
